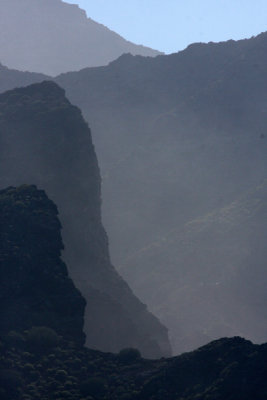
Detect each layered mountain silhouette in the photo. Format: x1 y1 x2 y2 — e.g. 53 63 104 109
0 81 171 358
0 0 161 76
55 33 267 353
0 32 267 353
1 189 266 398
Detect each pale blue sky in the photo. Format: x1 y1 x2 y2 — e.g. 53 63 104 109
64 0 267 53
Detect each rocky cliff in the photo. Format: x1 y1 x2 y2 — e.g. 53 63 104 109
0 185 86 345
0 81 171 358
2 32 267 353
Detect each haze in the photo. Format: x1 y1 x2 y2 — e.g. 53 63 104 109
1 0 267 358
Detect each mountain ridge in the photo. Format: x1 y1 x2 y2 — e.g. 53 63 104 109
1 31 267 353
0 0 162 76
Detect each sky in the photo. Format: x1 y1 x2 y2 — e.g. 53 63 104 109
64 0 267 54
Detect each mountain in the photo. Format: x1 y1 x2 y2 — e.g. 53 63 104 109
0 81 171 358
0 184 266 399
54 33 267 352
0 0 161 76
51 32 267 261
1 32 267 353
0 185 86 345
0 63 47 93
121 181 267 353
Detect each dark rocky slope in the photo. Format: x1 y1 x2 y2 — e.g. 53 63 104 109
0 0 161 75
0 185 85 345
0 82 171 358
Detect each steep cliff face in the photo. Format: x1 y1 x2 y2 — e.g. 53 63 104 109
0 185 86 345
54 33 267 353
0 0 161 75
2 33 267 354
0 81 171 358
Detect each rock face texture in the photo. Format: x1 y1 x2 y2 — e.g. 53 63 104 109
0 0 161 75
0 185 86 345
0 81 171 358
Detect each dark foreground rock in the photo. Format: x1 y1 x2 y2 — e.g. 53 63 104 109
0 185 86 345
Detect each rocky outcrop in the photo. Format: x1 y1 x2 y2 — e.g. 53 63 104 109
0 81 171 358
0 185 86 345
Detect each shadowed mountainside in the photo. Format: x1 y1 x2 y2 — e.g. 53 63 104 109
0 81 171 358
55 32 267 352
0 32 267 353
0 0 161 76
0 184 86 345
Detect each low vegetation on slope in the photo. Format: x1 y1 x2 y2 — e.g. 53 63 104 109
1 335 267 400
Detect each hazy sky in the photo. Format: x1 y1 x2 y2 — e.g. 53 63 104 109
64 0 267 54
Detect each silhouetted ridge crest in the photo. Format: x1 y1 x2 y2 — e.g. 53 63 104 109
0 0 162 75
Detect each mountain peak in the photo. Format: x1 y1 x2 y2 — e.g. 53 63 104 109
0 0 162 75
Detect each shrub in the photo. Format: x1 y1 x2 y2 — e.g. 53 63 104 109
26 326 60 353
0 369 22 399
117 348 141 364
80 377 107 398
6 331 25 348
55 369 68 383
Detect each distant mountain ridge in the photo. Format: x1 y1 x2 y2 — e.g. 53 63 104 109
54 32 267 353
0 0 161 75
0 32 267 353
